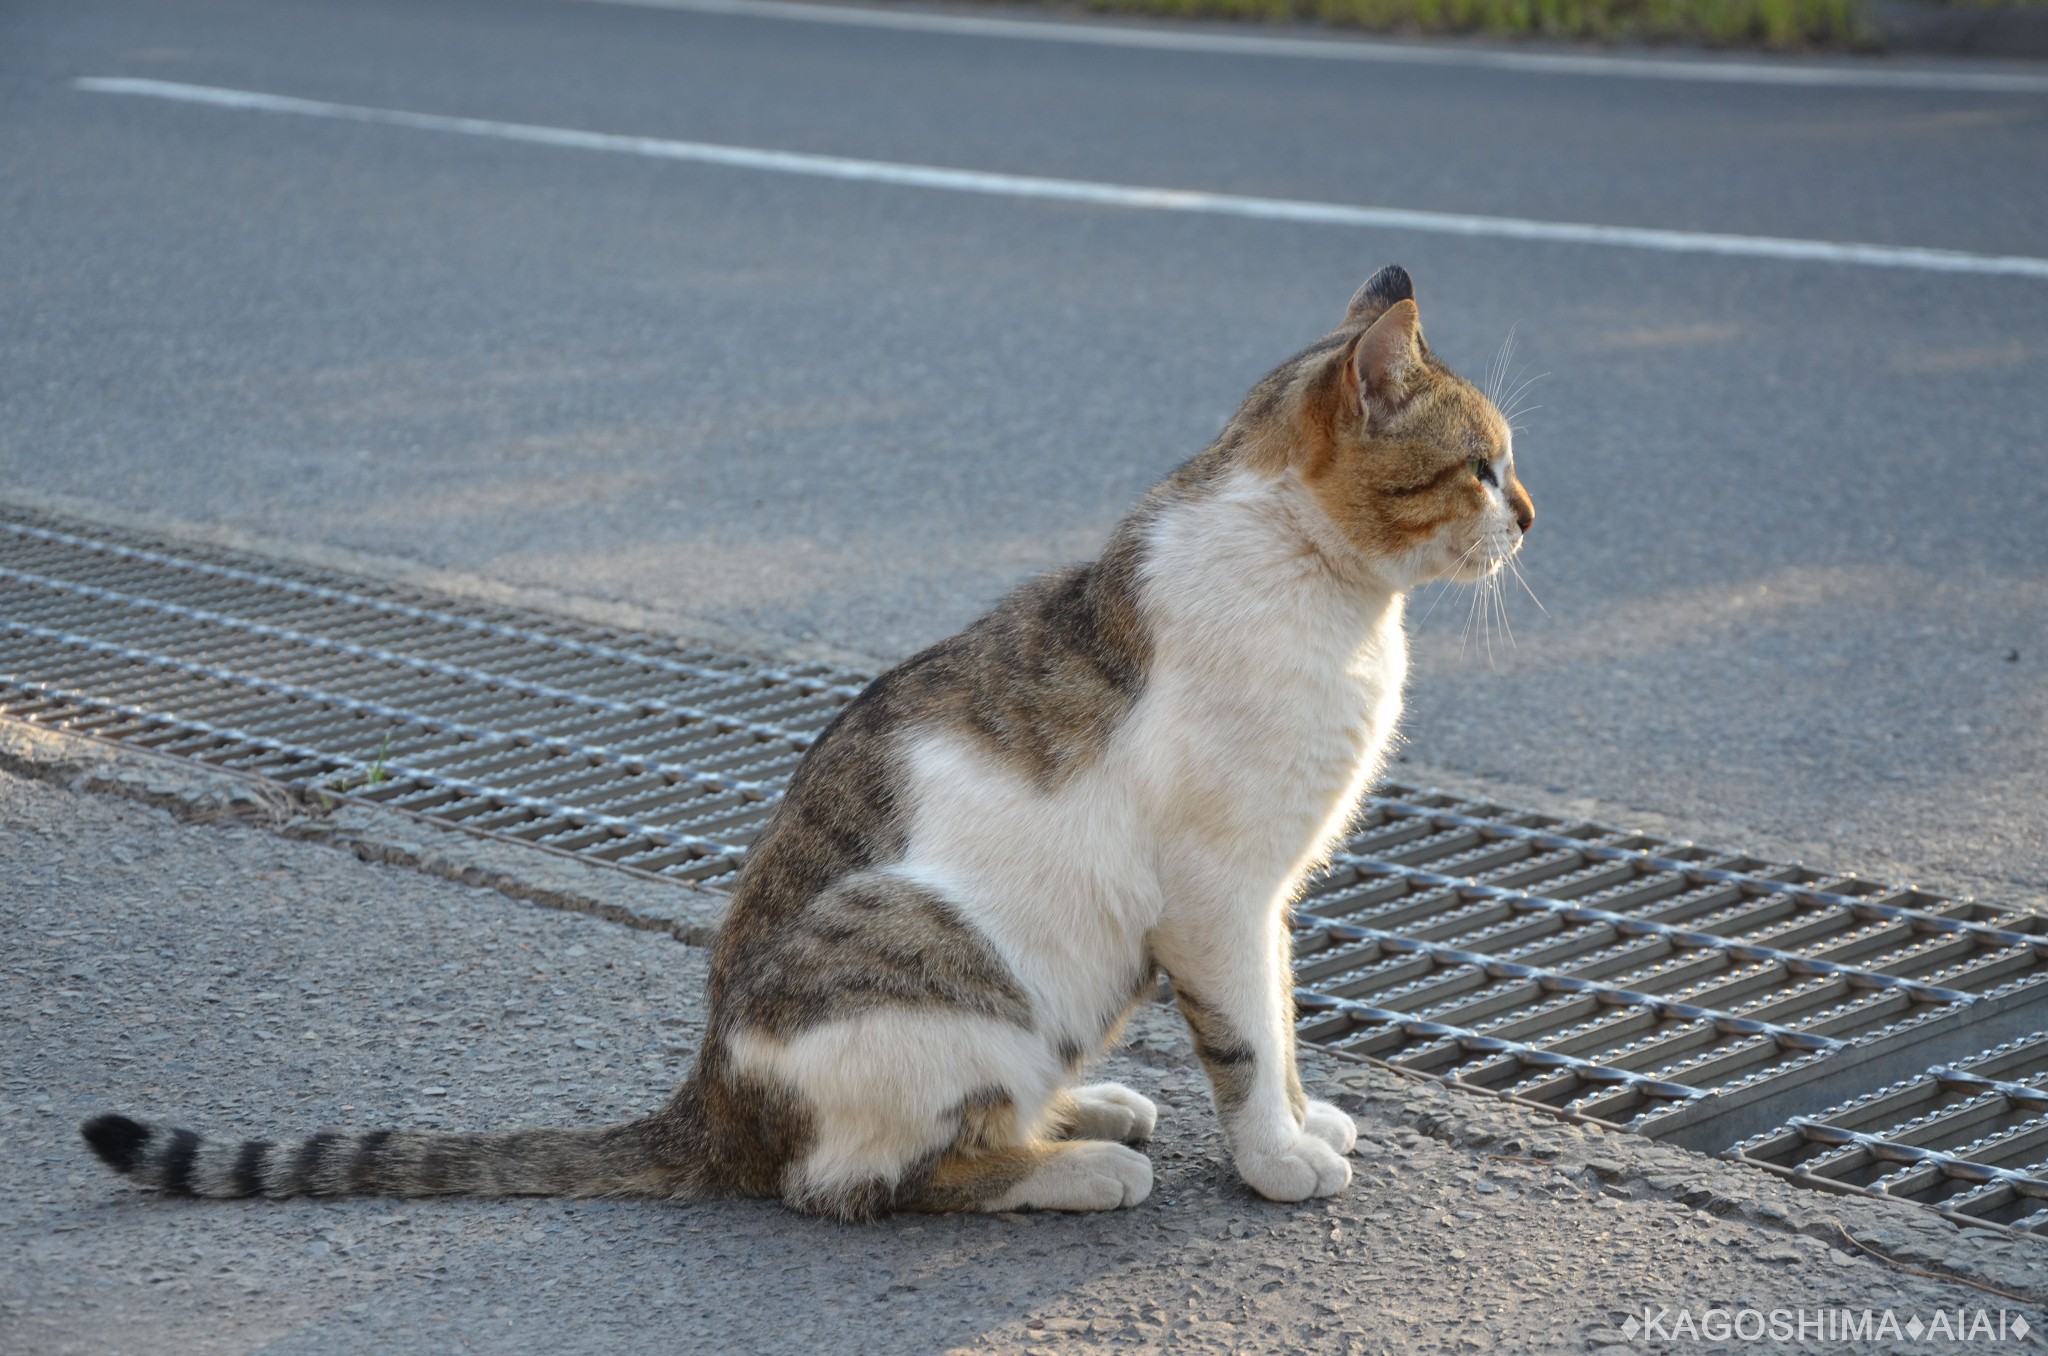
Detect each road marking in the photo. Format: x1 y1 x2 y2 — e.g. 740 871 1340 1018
572 0 2048 94
75 77 2048 280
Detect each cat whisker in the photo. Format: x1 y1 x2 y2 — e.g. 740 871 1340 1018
1499 369 1549 420
1416 581 1447 625
1480 577 1499 670
1506 554 1548 616
1459 563 1485 658
1493 573 1517 650
1425 540 1490 626
1481 549 1512 666
1486 326 1519 406
1415 577 1459 626
1426 538 1487 628
1500 390 1548 436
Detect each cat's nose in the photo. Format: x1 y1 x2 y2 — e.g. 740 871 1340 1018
1505 481 1534 535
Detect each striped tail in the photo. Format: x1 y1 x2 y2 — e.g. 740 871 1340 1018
79 1108 696 1200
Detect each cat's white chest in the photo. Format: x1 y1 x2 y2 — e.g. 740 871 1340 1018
1133 578 1404 879
1129 476 1406 877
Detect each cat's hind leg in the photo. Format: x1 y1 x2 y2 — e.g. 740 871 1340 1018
731 1003 1135 1218
901 1138 1152 1214
731 1012 1156 1216
1048 1084 1158 1146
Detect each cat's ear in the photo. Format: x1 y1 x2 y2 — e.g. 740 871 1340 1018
1351 298 1423 406
1344 264 1415 327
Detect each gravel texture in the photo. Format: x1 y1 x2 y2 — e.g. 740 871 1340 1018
4 750 2042 1355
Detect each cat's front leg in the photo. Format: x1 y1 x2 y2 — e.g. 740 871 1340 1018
1154 905 1355 1202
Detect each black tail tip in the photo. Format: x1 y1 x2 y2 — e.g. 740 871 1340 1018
81 1114 151 1173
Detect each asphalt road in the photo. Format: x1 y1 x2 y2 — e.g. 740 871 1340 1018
4 0 2046 906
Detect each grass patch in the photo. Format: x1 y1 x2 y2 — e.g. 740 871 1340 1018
1025 0 1874 48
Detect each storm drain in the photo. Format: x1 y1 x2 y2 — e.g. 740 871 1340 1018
0 507 861 886
1731 1033 2048 1234
3 502 2045 1233
1288 804 2048 1205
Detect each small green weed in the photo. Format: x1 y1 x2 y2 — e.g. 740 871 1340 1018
328 734 394 794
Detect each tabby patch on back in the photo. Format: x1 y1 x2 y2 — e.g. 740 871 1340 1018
83 264 1533 1220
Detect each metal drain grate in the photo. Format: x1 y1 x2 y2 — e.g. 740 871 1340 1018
1290 802 2048 1162
3 502 2045 1232
0 508 864 887
1731 1034 2048 1234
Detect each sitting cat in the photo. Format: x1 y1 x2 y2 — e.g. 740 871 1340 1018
83 264 1533 1218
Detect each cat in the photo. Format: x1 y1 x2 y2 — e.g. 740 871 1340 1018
82 264 1533 1219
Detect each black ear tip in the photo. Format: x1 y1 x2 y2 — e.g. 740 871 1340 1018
1369 264 1414 302
1345 265 1417 321
82 1114 151 1174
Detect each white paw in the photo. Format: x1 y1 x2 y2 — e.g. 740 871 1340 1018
995 1141 1153 1213
1237 1132 1352 1202
1302 1100 1358 1155
1068 1083 1159 1144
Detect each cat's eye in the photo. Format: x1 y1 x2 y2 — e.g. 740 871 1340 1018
1471 457 1498 487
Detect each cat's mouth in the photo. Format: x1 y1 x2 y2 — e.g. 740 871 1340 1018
1444 531 1518 584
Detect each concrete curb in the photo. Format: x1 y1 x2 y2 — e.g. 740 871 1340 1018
0 719 730 944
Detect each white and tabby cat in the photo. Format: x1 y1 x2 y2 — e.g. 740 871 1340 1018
84 265 1533 1218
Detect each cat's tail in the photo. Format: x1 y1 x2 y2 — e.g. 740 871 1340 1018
79 1097 704 1201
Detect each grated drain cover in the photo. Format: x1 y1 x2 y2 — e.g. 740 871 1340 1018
1731 1033 2048 1234
1289 801 2048 1164
0 510 861 886
3 503 2044 1233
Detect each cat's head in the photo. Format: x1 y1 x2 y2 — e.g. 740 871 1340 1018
1249 265 1534 589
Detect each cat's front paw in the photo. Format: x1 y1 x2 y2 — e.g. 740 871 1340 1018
1302 1100 1357 1155
1236 1132 1352 1202
1067 1083 1158 1145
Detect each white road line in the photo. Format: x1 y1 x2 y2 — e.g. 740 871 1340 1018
571 0 2048 94
75 77 2048 280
